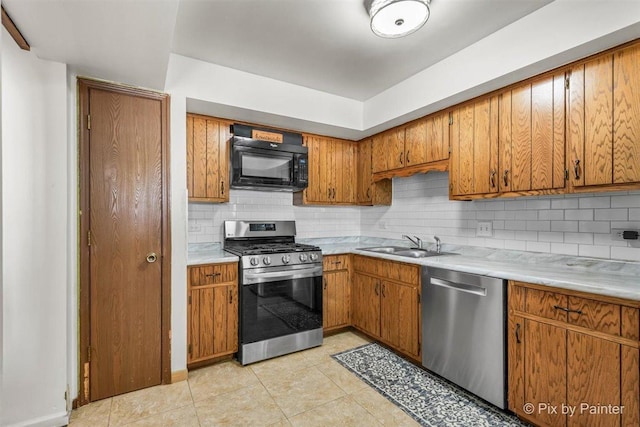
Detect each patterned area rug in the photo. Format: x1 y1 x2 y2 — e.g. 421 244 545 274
332 343 529 427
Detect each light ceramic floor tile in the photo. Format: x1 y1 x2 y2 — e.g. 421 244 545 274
315 359 368 394
109 381 193 426
267 418 292 427
124 404 200 427
68 397 112 427
249 351 310 383
260 366 346 417
195 384 286 427
351 386 421 427
188 359 260 402
288 395 382 427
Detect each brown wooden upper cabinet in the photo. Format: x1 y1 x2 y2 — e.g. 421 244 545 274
295 135 356 205
356 139 392 206
499 72 567 194
569 43 640 191
450 96 499 198
372 111 450 177
186 114 231 203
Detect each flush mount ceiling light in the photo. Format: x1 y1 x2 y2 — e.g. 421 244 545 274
369 0 431 38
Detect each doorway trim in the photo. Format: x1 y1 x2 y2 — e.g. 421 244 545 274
77 78 171 406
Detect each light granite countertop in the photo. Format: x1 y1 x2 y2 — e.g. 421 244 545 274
188 237 640 301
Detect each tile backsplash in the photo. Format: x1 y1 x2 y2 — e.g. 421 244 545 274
188 173 640 262
188 190 361 243
361 172 640 262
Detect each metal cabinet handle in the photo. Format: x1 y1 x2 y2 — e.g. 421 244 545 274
146 252 157 263
503 170 509 187
381 283 386 298
399 152 403 165
229 289 233 304
490 170 496 188
205 272 221 278
553 305 583 315
221 180 225 195
406 150 410 164
328 188 331 199
574 159 580 180
374 282 380 296
366 188 371 199
323 278 327 290
515 323 521 344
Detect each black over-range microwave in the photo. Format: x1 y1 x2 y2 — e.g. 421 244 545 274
230 124 309 192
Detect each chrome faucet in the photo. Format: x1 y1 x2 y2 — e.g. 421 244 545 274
402 235 423 249
434 236 441 254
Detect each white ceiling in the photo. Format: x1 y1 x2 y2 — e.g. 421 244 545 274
172 0 553 101
4 0 552 100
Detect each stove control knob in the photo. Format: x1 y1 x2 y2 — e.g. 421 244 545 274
299 253 308 262
309 253 319 261
282 255 291 264
263 256 272 265
249 257 259 266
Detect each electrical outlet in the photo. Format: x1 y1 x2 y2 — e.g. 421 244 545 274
612 228 640 247
476 221 493 237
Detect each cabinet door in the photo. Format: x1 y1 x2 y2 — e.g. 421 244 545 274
426 111 450 163
567 48 640 189
508 315 525 415
372 129 405 173
524 319 567 427
186 115 229 202
304 135 331 203
351 273 380 337
380 281 419 358
500 75 566 192
404 119 428 166
567 331 621 427
450 97 499 196
323 270 350 330
188 283 238 363
357 140 373 204
334 140 356 203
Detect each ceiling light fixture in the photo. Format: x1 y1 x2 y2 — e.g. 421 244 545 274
369 0 431 39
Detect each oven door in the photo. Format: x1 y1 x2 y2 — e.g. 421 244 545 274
240 264 322 344
231 145 295 189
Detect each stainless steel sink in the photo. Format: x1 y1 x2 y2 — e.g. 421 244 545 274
357 246 455 258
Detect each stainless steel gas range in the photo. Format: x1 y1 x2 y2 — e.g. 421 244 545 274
223 220 323 365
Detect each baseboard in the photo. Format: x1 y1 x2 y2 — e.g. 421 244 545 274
6 411 69 427
171 369 188 383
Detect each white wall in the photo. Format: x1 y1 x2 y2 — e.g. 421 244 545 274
1 27 69 427
361 173 640 262
188 191 361 243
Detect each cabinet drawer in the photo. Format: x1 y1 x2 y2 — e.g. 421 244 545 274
189 263 237 287
523 288 568 322
323 255 350 272
568 296 621 336
353 255 419 286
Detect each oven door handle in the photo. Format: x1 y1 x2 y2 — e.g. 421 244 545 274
243 265 323 285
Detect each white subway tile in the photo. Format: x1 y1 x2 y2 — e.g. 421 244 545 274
579 221 610 233
563 232 594 245
551 221 578 232
579 245 611 259
611 195 640 208
504 240 527 251
565 209 594 221
505 220 527 230
526 199 550 210
611 246 640 262
538 232 564 243
516 231 538 241
505 200 526 210
578 196 610 209
538 210 564 221
594 208 628 221
551 243 578 256
526 241 551 253
526 221 551 231
630 208 640 221
551 199 579 209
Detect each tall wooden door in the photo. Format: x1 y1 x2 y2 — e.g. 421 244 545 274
80 80 170 403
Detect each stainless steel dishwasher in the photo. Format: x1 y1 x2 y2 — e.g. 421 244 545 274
422 266 507 409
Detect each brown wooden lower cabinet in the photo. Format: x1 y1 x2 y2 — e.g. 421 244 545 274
187 262 238 366
323 255 351 331
508 281 640 427
351 255 421 361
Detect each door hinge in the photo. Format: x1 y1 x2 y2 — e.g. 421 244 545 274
564 169 569 180
448 112 453 125
87 346 91 362
188 344 193 355
565 75 570 90
87 230 92 246
87 114 91 130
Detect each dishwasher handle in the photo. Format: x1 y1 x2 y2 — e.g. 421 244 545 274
430 277 487 297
